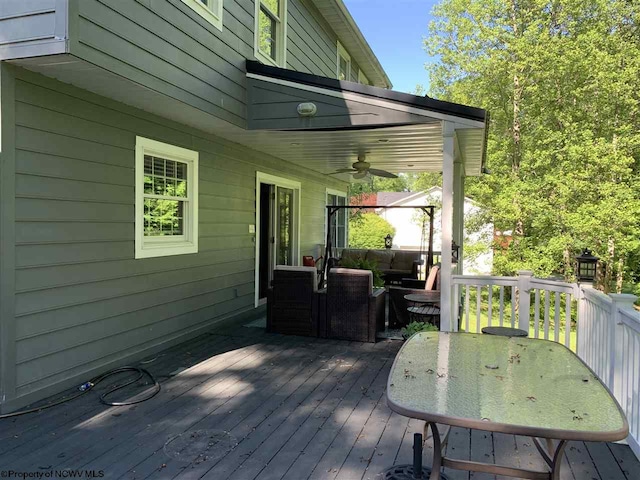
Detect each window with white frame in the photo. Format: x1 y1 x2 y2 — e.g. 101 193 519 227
135 137 199 259
255 0 287 67
327 189 348 249
337 41 351 81
358 69 370 86
181 0 223 30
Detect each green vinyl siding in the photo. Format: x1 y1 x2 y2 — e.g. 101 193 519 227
6 66 345 409
70 0 359 128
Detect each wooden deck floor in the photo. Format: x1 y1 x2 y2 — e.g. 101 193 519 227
1 321 638 480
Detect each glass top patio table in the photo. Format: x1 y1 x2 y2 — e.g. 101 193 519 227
387 332 628 442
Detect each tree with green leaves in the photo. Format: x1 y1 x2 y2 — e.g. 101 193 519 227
349 213 396 249
426 0 640 292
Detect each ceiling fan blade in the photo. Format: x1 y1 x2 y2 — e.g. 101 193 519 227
328 169 357 175
353 171 368 180
368 168 398 179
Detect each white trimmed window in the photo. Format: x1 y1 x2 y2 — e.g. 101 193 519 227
255 0 287 67
181 0 223 31
358 70 370 86
326 189 348 249
337 41 351 81
135 137 199 259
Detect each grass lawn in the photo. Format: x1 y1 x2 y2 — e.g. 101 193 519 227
457 303 578 352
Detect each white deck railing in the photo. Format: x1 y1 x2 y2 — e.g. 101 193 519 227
579 289 640 458
450 272 640 459
452 271 578 347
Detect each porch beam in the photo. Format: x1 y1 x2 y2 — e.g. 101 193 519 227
440 121 456 331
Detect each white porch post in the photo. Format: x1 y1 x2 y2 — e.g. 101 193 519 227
440 121 455 331
452 157 464 275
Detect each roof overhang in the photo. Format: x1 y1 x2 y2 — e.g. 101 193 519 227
310 0 391 88
242 61 489 177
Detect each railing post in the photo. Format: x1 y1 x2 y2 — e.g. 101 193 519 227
517 270 533 332
608 294 638 400
576 285 585 357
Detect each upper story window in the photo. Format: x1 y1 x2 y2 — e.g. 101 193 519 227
135 137 199 259
358 70 370 86
337 42 351 82
256 0 287 67
181 0 223 31
337 41 351 81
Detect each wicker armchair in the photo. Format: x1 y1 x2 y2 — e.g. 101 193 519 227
388 265 441 328
324 268 385 343
267 266 321 337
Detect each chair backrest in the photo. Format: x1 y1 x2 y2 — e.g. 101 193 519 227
424 265 440 291
326 268 373 341
328 268 373 295
274 265 318 292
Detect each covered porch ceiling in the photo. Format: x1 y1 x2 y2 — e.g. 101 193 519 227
231 61 489 179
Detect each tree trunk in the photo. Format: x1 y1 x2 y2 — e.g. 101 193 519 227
510 0 524 238
604 237 615 293
562 247 572 280
616 256 624 294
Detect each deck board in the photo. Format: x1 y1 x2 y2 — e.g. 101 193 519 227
1 321 638 480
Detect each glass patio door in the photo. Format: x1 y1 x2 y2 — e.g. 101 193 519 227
275 186 294 266
255 173 301 306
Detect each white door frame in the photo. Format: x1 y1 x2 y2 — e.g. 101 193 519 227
255 172 302 307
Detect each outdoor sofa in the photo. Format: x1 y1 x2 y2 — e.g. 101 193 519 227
338 248 422 283
267 266 385 343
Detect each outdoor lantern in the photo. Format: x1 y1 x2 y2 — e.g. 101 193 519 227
575 248 599 283
384 234 393 249
451 241 460 264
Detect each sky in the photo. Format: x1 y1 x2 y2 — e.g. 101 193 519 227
343 0 439 94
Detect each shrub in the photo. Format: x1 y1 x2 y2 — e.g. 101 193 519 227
339 256 385 287
348 213 395 249
401 321 439 339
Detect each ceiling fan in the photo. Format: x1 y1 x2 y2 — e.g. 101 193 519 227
329 155 398 179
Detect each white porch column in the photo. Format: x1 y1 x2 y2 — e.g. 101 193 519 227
440 121 455 331
452 156 465 275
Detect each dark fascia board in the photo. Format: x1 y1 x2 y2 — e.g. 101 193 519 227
246 60 487 124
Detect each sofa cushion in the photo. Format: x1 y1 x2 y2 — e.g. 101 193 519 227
392 251 420 271
366 250 394 270
381 268 413 277
340 249 367 262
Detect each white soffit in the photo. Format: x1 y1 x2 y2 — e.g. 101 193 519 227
221 123 449 176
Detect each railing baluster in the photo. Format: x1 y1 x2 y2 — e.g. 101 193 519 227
465 285 470 332
487 285 493 327
499 286 505 326
629 335 640 439
564 293 571 347
554 292 561 343
511 285 516 328
544 291 550 340
534 289 540 339
476 285 482 333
